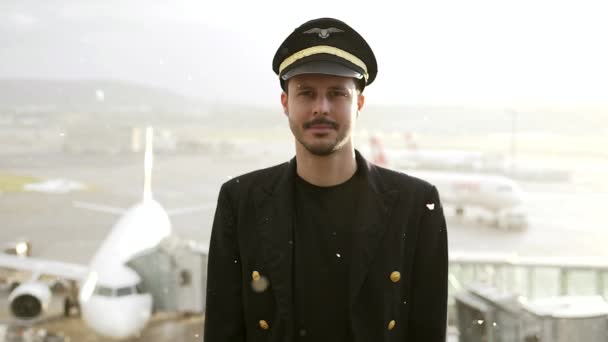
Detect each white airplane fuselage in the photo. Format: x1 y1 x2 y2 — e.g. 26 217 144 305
367 135 526 224
409 170 524 212
78 199 171 339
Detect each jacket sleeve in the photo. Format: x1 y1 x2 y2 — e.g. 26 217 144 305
204 183 246 341
407 185 448 341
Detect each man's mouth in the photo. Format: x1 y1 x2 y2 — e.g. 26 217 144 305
304 120 338 131
310 124 333 129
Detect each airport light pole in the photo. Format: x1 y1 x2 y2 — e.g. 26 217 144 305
509 109 518 176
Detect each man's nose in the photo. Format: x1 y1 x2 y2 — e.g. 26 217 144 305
312 96 330 115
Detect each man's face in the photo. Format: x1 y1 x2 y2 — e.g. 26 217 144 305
281 73 364 156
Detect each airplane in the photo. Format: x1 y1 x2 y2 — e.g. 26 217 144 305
367 135 528 230
0 127 209 339
367 132 571 183
366 132 503 172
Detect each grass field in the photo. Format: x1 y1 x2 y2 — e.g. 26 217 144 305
0 172 38 192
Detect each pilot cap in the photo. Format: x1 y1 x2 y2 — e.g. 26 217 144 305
272 17 377 91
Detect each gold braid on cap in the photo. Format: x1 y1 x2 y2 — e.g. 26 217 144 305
278 45 369 81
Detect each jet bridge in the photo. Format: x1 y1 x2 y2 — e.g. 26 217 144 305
450 252 608 341
126 235 208 314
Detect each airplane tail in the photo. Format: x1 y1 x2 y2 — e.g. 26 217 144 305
73 126 211 216
369 135 388 167
143 126 153 202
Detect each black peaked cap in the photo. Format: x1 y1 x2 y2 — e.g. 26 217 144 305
272 17 377 90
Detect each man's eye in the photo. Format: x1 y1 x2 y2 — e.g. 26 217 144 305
298 91 313 97
330 91 348 97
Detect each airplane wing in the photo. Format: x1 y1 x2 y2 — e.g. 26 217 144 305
0 253 88 281
74 201 215 216
167 204 215 216
73 200 126 215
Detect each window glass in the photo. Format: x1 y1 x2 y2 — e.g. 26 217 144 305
116 286 133 297
93 286 114 297
1 1 606 340
136 282 146 294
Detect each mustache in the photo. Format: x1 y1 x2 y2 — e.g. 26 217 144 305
303 118 338 130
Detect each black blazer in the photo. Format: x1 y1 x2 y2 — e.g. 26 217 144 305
204 151 448 342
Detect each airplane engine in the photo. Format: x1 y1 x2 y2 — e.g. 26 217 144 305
2 239 32 257
8 281 52 320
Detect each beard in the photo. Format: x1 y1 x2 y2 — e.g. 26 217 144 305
299 135 346 156
289 117 351 156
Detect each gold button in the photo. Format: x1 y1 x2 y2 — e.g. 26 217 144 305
259 320 269 330
390 271 401 283
252 271 261 281
388 320 396 331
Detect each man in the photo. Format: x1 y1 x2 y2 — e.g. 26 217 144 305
204 17 448 342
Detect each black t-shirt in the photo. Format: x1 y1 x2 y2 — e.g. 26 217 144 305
293 169 360 341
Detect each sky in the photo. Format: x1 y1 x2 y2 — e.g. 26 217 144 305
1 0 607 108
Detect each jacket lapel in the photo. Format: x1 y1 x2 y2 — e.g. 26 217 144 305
253 159 296 321
349 152 399 306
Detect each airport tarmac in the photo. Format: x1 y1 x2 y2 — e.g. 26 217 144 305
2 146 607 262
28 313 203 342
1 286 204 341
2 143 608 340
2 313 203 341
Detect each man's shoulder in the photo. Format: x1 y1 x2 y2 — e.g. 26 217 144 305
220 161 290 192
370 163 435 194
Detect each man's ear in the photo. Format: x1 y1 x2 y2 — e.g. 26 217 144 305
357 93 365 112
281 91 288 116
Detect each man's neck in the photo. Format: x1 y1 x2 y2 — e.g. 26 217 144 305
295 142 357 187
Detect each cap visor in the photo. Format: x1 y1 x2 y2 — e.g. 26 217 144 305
281 60 363 80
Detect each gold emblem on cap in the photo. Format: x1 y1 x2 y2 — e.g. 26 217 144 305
390 271 401 283
278 45 369 82
303 27 344 39
388 320 396 330
252 271 261 281
259 320 269 330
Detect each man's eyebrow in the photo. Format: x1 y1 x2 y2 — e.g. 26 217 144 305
295 83 314 90
328 85 350 91
293 84 352 92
